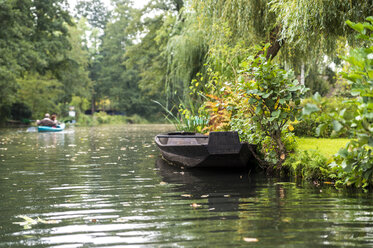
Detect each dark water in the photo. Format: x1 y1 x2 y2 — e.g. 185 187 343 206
0 125 373 247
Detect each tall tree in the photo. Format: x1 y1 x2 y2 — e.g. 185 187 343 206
125 0 206 110
75 0 110 113
0 0 73 122
98 1 149 115
76 0 110 30
55 19 92 113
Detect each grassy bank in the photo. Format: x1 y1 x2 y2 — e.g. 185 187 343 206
282 137 353 185
296 137 350 158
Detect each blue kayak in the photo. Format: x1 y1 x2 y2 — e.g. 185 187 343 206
38 123 65 132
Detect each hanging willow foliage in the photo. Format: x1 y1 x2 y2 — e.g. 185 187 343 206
165 9 208 104
271 0 373 54
190 0 373 61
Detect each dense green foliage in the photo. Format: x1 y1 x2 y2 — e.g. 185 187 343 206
0 0 74 122
283 150 330 182
294 94 357 138
285 18 373 188
1 0 372 124
330 17 373 188
229 47 307 170
75 112 149 126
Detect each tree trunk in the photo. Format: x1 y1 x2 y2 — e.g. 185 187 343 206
273 131 286 172
300 63 305 85
266 25 283 60
91 92 95 115
256 25 284 60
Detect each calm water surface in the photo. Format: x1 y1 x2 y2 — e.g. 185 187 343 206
0 125 373 247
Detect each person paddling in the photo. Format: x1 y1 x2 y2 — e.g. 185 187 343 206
36 113 54 126
50 114 59 127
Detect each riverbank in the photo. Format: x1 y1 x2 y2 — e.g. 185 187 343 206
286 137 370 188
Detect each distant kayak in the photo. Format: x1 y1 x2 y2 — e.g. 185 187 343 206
38 123 65 132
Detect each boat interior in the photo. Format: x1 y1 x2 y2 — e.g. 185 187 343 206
157 133 208 146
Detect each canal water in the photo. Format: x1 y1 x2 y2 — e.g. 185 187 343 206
0 125 373 247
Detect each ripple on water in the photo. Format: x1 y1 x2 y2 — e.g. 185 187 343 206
1 125 373 247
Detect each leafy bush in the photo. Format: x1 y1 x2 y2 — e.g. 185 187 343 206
126 114 149 124
330 17 373 188
295 93 357 137
75 114 97 126
230 46 308 170
188 45 307 171
331 146 373 188
75 112 149 126
95 111 112 124
10 102 32 122
283 150 330 181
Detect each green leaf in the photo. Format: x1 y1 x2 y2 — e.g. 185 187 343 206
271 109 281 118
339 108 346 117
332 120 343 132
316 123 326 137
238 75 244 83
365 112 373 119
346 20 364 33
368 70 373 79
338 148 349 158
262 91 272 98
288 85 301 92
302 103 320 116
313 92 321 102
255 105 262 114
368 137 373 147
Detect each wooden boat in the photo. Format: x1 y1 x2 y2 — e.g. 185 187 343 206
38 123 65 132
155 131 256 169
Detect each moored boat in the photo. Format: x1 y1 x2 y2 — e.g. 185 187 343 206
155 131 256 169
38 123 65 132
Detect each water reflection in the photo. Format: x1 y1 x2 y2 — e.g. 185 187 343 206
1 125 373 247
156 158 256 213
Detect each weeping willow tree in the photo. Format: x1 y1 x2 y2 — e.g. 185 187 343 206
125 0 207 110
190 0 373 66
164 9 207 107
126 0 372 116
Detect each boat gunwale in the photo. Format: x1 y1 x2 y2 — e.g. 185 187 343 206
154 136 207 147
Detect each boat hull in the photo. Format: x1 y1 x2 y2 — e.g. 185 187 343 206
155 131 256 169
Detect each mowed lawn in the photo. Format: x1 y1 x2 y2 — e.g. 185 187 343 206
296 137 351 158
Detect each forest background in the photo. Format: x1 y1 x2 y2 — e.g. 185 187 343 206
0 0 370 123
0 0 372 186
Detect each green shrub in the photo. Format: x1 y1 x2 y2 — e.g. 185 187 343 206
75 112 149 126
329 17 373 188
295 93 357 138
10 102 32 121
125 114 149 124
331 146 373 188
283 150 330 181
75 114 97 126
230 45 308 170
